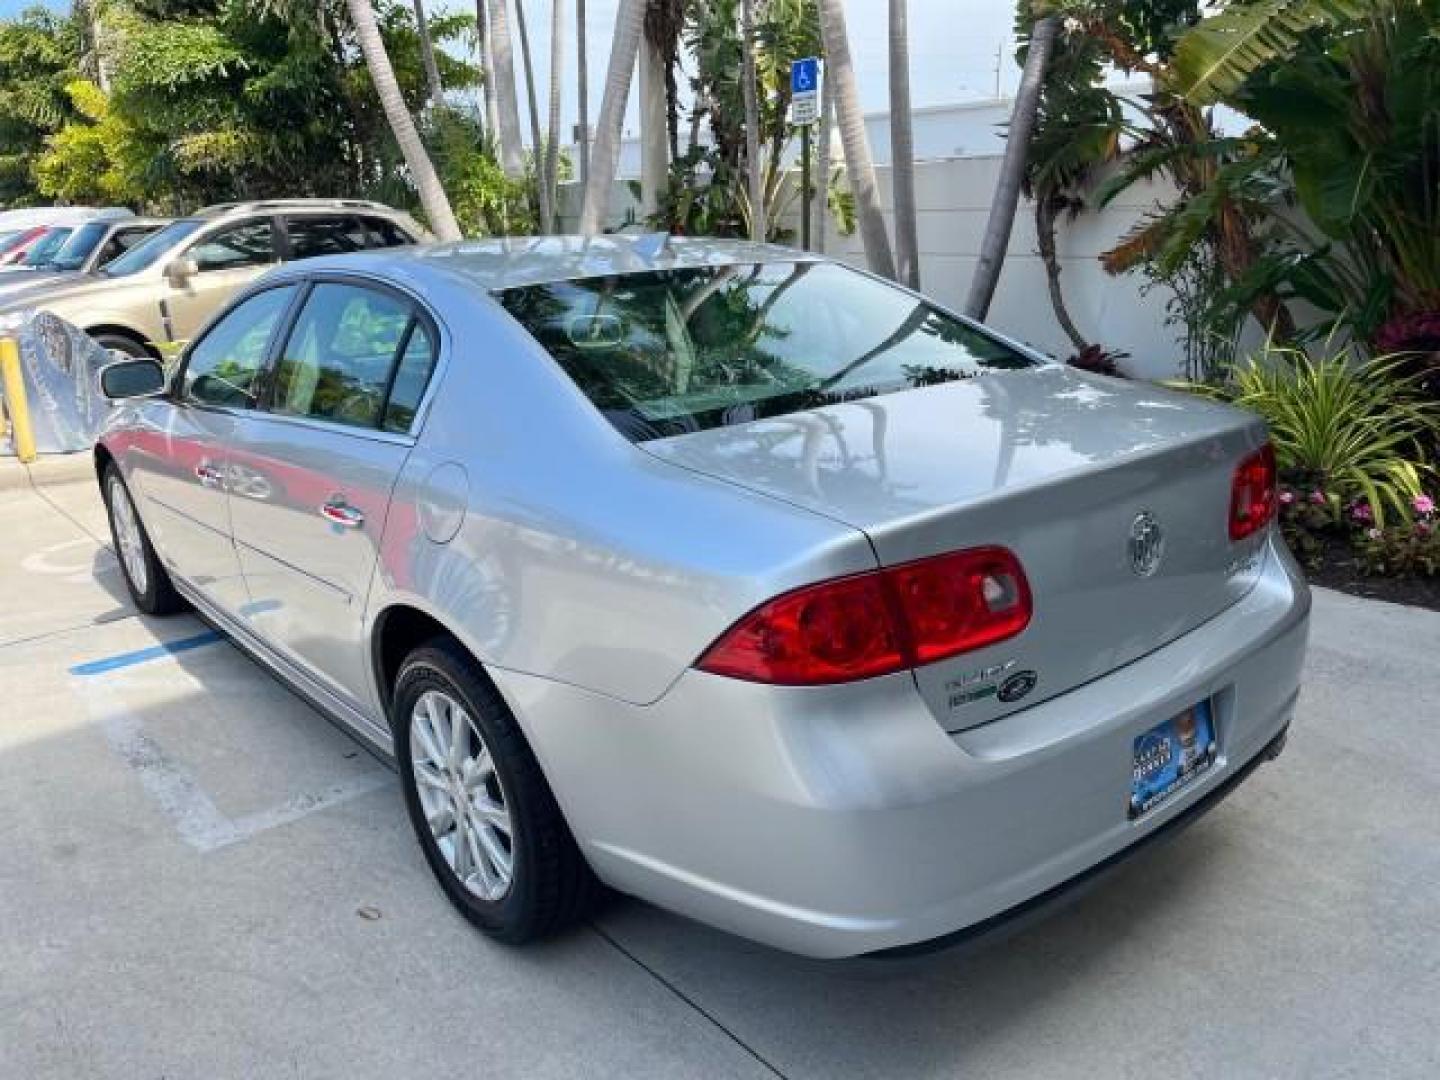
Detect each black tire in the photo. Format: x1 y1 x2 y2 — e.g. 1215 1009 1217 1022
394 638 600 943
93 333 154 360
102 464 187 615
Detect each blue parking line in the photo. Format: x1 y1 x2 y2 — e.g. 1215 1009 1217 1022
69 630 226 676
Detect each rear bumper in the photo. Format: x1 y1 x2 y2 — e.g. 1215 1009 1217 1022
495 532 1311 959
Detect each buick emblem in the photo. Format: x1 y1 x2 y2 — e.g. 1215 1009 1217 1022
1128 511 1165 577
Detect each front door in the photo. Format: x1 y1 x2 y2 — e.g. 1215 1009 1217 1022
164 217 280 343
227 280 437 709
129 284 299 612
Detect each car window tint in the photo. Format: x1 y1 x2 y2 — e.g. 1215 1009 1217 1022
183 286 296 409
271 283 410 429
288 215 369 259
383 323 436 433
190 220 277 272
93 226 156 270
497 261 1037 441
362 217 413 248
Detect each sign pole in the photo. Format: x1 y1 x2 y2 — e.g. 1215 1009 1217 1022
801 123 812 252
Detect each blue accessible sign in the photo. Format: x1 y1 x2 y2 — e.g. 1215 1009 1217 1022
790 57 822 125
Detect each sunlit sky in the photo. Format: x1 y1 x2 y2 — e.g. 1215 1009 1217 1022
1 0 1025 136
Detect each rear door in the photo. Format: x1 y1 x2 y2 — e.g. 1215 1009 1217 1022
226 278 439 708
165 217 281 340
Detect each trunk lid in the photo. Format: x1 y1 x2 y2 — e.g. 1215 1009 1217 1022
644 367 1272 731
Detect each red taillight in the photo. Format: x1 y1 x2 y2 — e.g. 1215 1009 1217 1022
697 547 1032 686
1230 442 1277 541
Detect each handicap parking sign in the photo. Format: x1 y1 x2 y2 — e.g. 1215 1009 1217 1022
791 57 820 95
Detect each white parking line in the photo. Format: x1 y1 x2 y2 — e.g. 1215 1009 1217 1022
73 667 390 854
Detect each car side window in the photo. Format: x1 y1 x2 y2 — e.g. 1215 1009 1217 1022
362 217 414 248
383 323 436 433
96 226 155 269
189 219 277 273
287 215 369 259
182 285 297 409
270 283 414 430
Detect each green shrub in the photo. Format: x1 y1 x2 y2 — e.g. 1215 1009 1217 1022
1188 345 1440 527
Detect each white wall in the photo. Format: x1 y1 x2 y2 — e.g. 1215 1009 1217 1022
559 155 1190 380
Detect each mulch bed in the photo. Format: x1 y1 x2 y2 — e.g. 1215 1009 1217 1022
1300 534 1440 612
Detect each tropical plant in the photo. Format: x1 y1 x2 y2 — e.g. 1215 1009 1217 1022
965 12 1058 319
411 0 443 106
817 0 895 278
1018 3 1123 351
574 0 589 184
888 0 918 288
740 0 765 241
347 0 461 238
578 0 645 234
0 8 82 205
543 0 565 232
1190 343 1440 525
34 79 147 204
486 0 525 176
511 0 549 230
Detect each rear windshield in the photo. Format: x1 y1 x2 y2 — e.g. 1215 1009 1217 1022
497 261 1036 441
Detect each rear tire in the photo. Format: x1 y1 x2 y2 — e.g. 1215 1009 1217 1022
394 638 600 944
102 465 186 615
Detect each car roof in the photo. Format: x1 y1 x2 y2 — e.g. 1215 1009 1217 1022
274 234 822 293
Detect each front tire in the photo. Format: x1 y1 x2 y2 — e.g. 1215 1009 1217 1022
394 639 599 944
103 465 186 615
93 332 154 360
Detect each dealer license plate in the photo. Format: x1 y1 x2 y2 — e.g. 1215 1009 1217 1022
1129 701 1218 819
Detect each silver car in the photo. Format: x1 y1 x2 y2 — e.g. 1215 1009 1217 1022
94 236 1310 958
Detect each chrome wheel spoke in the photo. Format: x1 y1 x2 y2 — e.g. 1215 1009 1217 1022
109 480 148 594
409 688 515 902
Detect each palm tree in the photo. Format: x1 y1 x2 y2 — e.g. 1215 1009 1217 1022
964 15 1057 320
888 0 919 289
486 0 526 177
544 0 566 232
578 0 647 234
512 0 551 230
740 0 765 242
817 0 896 280
346 0 461 240
412 0 444 108
477 0 501 139
576 0 589 186
812 74 834 254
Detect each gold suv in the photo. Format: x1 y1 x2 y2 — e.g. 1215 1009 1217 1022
0 199 426 357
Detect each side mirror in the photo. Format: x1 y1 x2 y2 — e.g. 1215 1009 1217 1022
165 256 198 287
99 357 167 400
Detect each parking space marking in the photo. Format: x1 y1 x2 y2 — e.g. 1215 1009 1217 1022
69 630 225 676
72 659 390 854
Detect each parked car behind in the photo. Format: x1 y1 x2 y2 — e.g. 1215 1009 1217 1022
93 236 1310 958
0 207 134 269
0 199 424 358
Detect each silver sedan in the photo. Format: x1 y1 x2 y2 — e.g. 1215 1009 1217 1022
93 236 1310 958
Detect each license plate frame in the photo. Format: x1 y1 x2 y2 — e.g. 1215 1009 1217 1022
1129 700 1218 819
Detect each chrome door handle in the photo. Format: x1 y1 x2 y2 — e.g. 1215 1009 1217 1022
195 463 223 486
319 498 365 529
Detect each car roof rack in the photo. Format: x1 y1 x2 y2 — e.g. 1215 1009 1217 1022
194 199 396 217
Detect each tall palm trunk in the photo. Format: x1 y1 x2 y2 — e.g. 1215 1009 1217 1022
477 0 500 141
346 0 461 241
578 0 646 234
513 0 551 230
1036 196 1088 351
412 0 444 108
817 0 896 280
964 15 1058 320
740 0 765 241
486 0 526 177
544 0 566 232
813 73 834 254
576 0 590 186
888 0 919 289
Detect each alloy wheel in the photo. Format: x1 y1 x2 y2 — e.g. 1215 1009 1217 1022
109 477 149 596
409 689 515 901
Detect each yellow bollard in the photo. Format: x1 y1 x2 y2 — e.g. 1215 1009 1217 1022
0 335 37 464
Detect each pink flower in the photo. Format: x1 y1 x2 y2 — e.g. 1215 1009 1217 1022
1368 528 1382 540
1415 494 1436 515
1279 489 1296 505
1350 502 1373 523
1310 490 1326 505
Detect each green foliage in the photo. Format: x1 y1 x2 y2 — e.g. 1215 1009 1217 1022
1174 0 1367 103
1190 343 1440 525
34 80 149 203
1356 510 1440 576
0 8 82 204
424 108 535 236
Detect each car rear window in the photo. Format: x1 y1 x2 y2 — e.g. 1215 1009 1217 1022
496 261 1036 441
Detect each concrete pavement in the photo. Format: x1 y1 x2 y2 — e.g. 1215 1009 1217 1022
1 457 1437 1079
